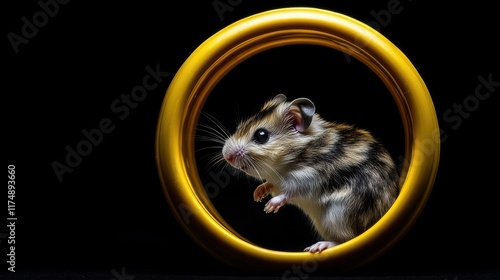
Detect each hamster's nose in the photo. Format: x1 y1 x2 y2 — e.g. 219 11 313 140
224 154 235 164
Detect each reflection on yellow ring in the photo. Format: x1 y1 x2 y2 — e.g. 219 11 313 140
155 8 439 272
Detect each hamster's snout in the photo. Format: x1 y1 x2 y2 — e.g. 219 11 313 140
222 141 247 170
222 148 242 166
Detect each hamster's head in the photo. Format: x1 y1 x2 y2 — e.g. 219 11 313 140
222 94 316 180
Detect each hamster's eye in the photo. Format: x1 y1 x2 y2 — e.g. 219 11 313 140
253 128 269 144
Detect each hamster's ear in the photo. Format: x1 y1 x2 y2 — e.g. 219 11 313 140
263 94 287 108
288 98 315 132
273 93 287 103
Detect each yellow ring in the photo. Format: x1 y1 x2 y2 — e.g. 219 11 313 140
155 8 439 272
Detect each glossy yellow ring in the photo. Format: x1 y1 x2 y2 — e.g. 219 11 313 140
155 8 439 272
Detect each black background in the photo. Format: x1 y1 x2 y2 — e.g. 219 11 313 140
3 0 499 279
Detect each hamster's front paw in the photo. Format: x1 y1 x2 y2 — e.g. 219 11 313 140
264 194 287 213
253 182 273 202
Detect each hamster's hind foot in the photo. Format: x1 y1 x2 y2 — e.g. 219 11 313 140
304 241 338 253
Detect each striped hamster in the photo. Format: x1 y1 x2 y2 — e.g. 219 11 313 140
221 94 400 253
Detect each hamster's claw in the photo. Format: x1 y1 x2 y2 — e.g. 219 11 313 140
253 182 273 202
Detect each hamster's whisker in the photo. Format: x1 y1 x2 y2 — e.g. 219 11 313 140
196 126 227 144
197 151 222 169
195 144 224 153
194 113 234 174
200 112 232 140
246 159 265 182
250 158 283 183
207 154 228 172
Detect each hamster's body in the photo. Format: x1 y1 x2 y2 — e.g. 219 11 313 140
221 94 400 252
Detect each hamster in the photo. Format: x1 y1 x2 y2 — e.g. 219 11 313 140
221 94 400 253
